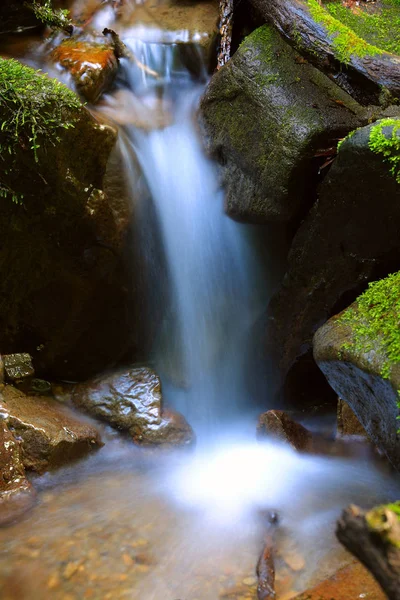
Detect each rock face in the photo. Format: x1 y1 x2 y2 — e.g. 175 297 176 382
0 58 133 381
50 37 119 103
257 410 312 452
0 420 35 526
0 385 102 473
72 367 195 447
314 271 400 468
267 118 400 383
3 353 34 383
200 24 364 223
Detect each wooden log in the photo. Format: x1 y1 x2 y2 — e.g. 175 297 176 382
248 0 400 103
337 504 400 600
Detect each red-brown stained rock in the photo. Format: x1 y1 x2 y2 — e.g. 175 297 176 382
293 561 386 600
0 420 35 526
51 39 118 103
0 385 102 473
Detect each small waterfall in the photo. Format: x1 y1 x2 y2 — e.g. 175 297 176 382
106 36 270 436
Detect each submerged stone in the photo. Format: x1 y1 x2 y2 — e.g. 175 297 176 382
200 24 364 223
72 367 195 448
0 420 35 526
0 385 102 473
337 399 368 439
50 37 119 103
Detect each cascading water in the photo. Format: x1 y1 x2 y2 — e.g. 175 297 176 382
104 36 271 436
1 4 400 599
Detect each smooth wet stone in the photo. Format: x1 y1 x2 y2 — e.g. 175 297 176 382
0 385 102 473
51 37 118 103
256 410 312 452
3 353 34 383
293 561 386 599
72 367 195 448
0 420 35 526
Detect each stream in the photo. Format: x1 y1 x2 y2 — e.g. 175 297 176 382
1 1 400 599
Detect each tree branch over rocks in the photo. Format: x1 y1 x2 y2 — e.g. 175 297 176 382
248 0 400 104
217 0 234 70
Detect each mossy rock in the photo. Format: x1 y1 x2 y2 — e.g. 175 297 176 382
266 118 400 392
0 59 134 380
313 271 400 469
200 24 364 223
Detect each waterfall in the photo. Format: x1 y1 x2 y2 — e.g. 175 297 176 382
106 36 270 436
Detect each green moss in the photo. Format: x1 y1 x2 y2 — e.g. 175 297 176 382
29 0 71 31
337 128 358 151
0 58 81 203
325 0 400 57
369 118 400 183
307 0 382 63
366 502 400 548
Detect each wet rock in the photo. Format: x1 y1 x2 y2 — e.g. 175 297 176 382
0 59 135 381
72 367 195 447
0 420 35 526
267 119 400 385
0 384 102 473
257 410 312 452
0 357 4 384
3 353 34 383
50 36 119 103
293 561 385 599
313 284 400 469
337 399 368 439
200 24 364 224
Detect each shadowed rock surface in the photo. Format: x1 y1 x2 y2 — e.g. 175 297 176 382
257 410 312 452
0 385 102 473
0 420 36 526
267 118 400 386
72 367 195 447
200 24 363 224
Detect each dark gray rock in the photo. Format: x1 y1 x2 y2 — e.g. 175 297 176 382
200 24 364 223
267 119 400 381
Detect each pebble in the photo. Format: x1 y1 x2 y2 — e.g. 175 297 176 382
242 576 257 586
63 562 80 579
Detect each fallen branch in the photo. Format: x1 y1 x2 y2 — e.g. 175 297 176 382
248 0 400 103
257 530 276 599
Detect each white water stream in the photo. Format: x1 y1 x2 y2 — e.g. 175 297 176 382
0 3 400 599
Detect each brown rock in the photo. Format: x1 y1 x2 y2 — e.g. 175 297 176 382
72 367 195 448
0 356 4 384
257 410 312 452
0 420 35 526
0 385 102 473
337 399 368 439
3 353 34 383
51 37 118 103
293 561 386 600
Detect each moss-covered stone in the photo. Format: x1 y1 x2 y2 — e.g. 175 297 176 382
0 59 135 381
200 24 364 223
313 271 400 470
369 118 400 183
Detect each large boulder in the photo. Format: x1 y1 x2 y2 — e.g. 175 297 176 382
267 117 400 386
313 271 400 469
200 24 364 223
0 384 102 473
72 367 195 448
0 58 134 380
0 420 35 526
